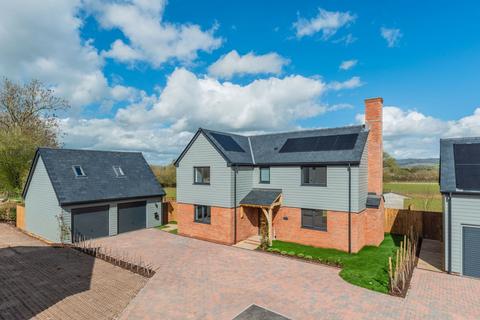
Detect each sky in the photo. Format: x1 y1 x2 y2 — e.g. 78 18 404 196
1 0 479 164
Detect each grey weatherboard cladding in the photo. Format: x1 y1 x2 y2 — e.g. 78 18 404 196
23 148 165 205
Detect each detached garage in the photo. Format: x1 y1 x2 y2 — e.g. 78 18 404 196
440 137 480 278
22 148 165 243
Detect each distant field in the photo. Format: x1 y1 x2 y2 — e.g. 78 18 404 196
164 187 176 199
384 182 442 212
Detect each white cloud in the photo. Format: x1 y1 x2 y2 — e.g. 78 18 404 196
356 106 480 158
88 0 222 68
339 59 357 70
380 27 402 47
61 67 369 163
208 50 289 79
0 0 145 111
328 76 363 90
146 68 328 132
294 8 356 39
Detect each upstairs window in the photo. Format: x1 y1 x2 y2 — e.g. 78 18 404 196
73 165 86 177
113 166 125 177
301 166 327 186
259 167 270 184
194 167 210 184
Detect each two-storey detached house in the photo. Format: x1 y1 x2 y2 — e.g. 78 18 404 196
174 98 385 253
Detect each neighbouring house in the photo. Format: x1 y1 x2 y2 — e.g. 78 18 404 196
440 137 480 277
22 148 165 243
174 98 385 253
384 192 410 209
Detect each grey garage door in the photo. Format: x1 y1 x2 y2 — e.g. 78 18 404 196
118 201 146 234
71 205 109 242
463 226 480 278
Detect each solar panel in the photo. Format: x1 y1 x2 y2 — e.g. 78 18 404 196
454 143 480 164
454 143 480 190
279 133 358 153
210 132 245 152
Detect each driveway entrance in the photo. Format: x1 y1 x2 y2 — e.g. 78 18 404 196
97 228 480 320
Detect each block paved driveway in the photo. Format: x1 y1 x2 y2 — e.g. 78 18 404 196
0 224 147 320
98 229 480 320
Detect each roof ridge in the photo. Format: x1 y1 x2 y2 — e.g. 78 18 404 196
38 147 142 154
247 136 255 164
247 124 366 138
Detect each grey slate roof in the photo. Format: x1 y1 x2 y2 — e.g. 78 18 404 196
23 148 165 205
240 189 282 207
440 137 480 193
176 125 368 166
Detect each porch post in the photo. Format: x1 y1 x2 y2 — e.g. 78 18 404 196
262 207 273 246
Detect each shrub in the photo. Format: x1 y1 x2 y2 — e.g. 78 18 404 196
297 253 304 258
305 255 313 260
287 251 295 256
280 251 287 255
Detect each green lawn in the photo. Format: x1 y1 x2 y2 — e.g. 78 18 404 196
384 182 439 194
164 187 176 199
384 182 442 212
268 234 401 293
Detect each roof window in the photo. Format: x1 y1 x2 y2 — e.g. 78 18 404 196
73 165 86 177
113 165 125 177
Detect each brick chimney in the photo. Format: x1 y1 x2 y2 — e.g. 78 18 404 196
365 97 383 195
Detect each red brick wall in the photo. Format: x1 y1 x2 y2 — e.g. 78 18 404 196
236 207 259 242
178 203 384 252
272 207 373 253
364 200 385 246
177 203 235 245
365 97 383 196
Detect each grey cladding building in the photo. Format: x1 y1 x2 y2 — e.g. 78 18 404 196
22 148 165 243
440 137 480 278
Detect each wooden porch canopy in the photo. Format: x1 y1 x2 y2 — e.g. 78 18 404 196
239 189 282 245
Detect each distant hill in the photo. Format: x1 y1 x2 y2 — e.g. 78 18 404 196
396 158 439 168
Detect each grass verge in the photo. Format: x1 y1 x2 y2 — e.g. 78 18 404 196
268 234 401 294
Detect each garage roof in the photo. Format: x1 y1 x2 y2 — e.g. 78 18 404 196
23 148 165 205
440 137 480 194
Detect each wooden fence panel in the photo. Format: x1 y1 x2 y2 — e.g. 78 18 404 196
384 208 423 235
422 212 443 241
16 205 25 229
384 208 442 240
162 200 177 223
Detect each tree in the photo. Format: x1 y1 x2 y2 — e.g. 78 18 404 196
151 163 176 187
0 79 69 196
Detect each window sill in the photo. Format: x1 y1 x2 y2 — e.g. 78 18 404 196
301 226 327 232
193 182 210 185
194 220 211 225
259 181 270 184
300 184 327 187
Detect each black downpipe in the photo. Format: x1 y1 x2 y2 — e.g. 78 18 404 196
233 166 238 244
447 192 452 273
348 163 352 254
